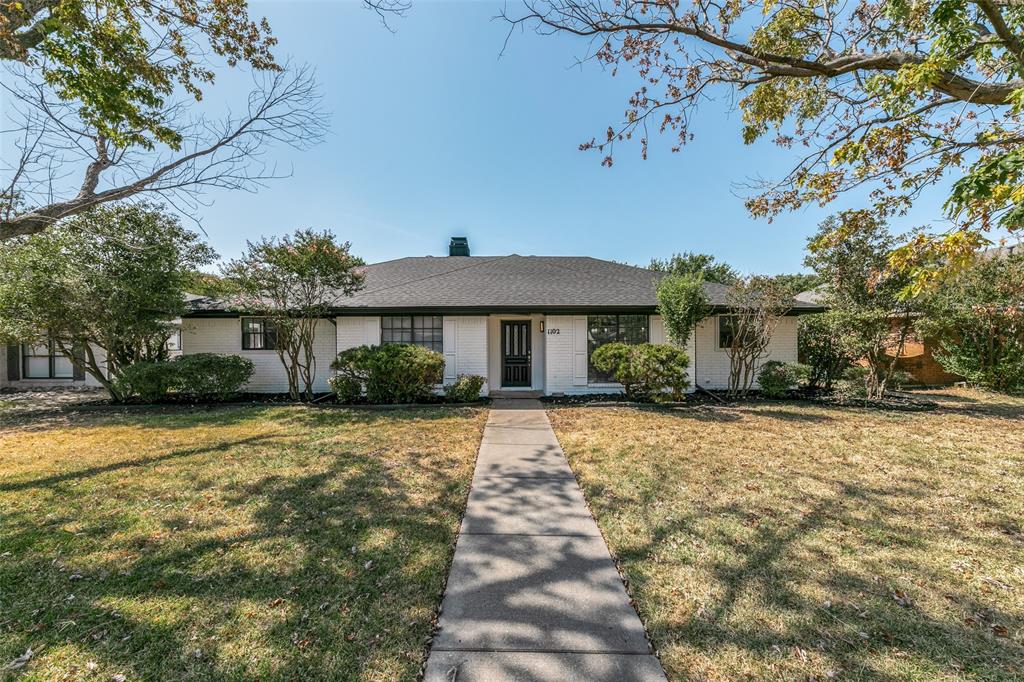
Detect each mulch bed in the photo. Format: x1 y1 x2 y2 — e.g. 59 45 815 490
541 388 939 412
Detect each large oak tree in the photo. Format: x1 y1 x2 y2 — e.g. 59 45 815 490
509 0 1024 277
0 0 405 240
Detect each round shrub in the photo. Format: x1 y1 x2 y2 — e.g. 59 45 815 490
590 342 690 402
331 344 444 404
756 360 804 398
115 361 179 402
328 375 363 403
174 353 254 401
444 374 486 403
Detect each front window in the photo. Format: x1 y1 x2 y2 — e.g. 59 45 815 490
381 316 443 353
719 315 746 349
587 314 649 382
23 340 74 379
241 318 277 350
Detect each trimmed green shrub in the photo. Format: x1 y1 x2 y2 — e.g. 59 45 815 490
331 344 444 404
444 374 486 402
756 361 807 398
115 361 179 402
834 366 870 401
798 312 856 389
590 342 690 402
174 353 254 400
328 375 363 403
330 345 376 403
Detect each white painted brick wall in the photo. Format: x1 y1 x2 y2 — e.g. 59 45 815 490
444 316 488 393
181 318 337 393
336 316 381 351
691 314 798 389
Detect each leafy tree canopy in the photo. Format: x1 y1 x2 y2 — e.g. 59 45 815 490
772 272 822 297
656 271 709 346
222 228 365 400
918 249 1024 390
0 0 279 149
649 251 739 284
513 0 1024 278
0 202 216 398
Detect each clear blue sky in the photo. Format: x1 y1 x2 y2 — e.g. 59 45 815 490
191 0 949 274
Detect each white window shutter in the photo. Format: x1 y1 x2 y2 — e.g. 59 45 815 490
572 316 588 385
443 318 457 382
650 315 666 344
364 317 381 346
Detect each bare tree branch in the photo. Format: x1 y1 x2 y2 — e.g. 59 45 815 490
0 62 327 240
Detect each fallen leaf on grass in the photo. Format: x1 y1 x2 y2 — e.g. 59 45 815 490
891 590 913 608
5 648 33 670
991 624 1010 638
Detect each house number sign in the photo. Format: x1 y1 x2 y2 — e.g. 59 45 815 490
546 328 560 335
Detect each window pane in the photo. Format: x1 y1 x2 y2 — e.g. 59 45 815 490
719 316 737 348
27 343 49 356
26 356 50 378
618 315 648 344
587 315 618 382
53 355 74 378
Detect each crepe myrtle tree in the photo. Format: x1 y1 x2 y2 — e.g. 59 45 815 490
722 276 791 397
0 0 409 240
223 229 365 401
0 202 216 401
508 0 1024 285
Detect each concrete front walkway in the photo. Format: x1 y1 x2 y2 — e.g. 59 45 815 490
424 399 666 681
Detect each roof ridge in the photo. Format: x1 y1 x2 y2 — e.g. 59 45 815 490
552 257 663 292
358 254 516 297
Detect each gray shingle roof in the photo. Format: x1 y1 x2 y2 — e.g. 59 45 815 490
186 255 824 314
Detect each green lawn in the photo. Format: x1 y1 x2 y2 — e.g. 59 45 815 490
548 389 1024 681
0 404 486 680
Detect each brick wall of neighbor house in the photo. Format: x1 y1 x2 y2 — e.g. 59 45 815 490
1 343 108 389
181 318 337 393
691 315 798 389
893 337 961 386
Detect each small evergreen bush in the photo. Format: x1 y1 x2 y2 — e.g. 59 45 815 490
444 375 486 402
590 342 690 402
756 361 807 398
174 353 254 400
115 361 180 402
331 344 444 404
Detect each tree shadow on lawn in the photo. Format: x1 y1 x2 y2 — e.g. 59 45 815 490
0 401 481 436
602 474 1023 680
0 409 480 680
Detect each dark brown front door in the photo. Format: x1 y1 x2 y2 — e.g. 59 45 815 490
501 321 531 387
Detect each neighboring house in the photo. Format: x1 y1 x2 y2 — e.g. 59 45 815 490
794 287 960 386
181 238 823 396
1 341 107 390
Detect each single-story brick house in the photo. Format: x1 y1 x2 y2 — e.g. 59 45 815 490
1 239 824 395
